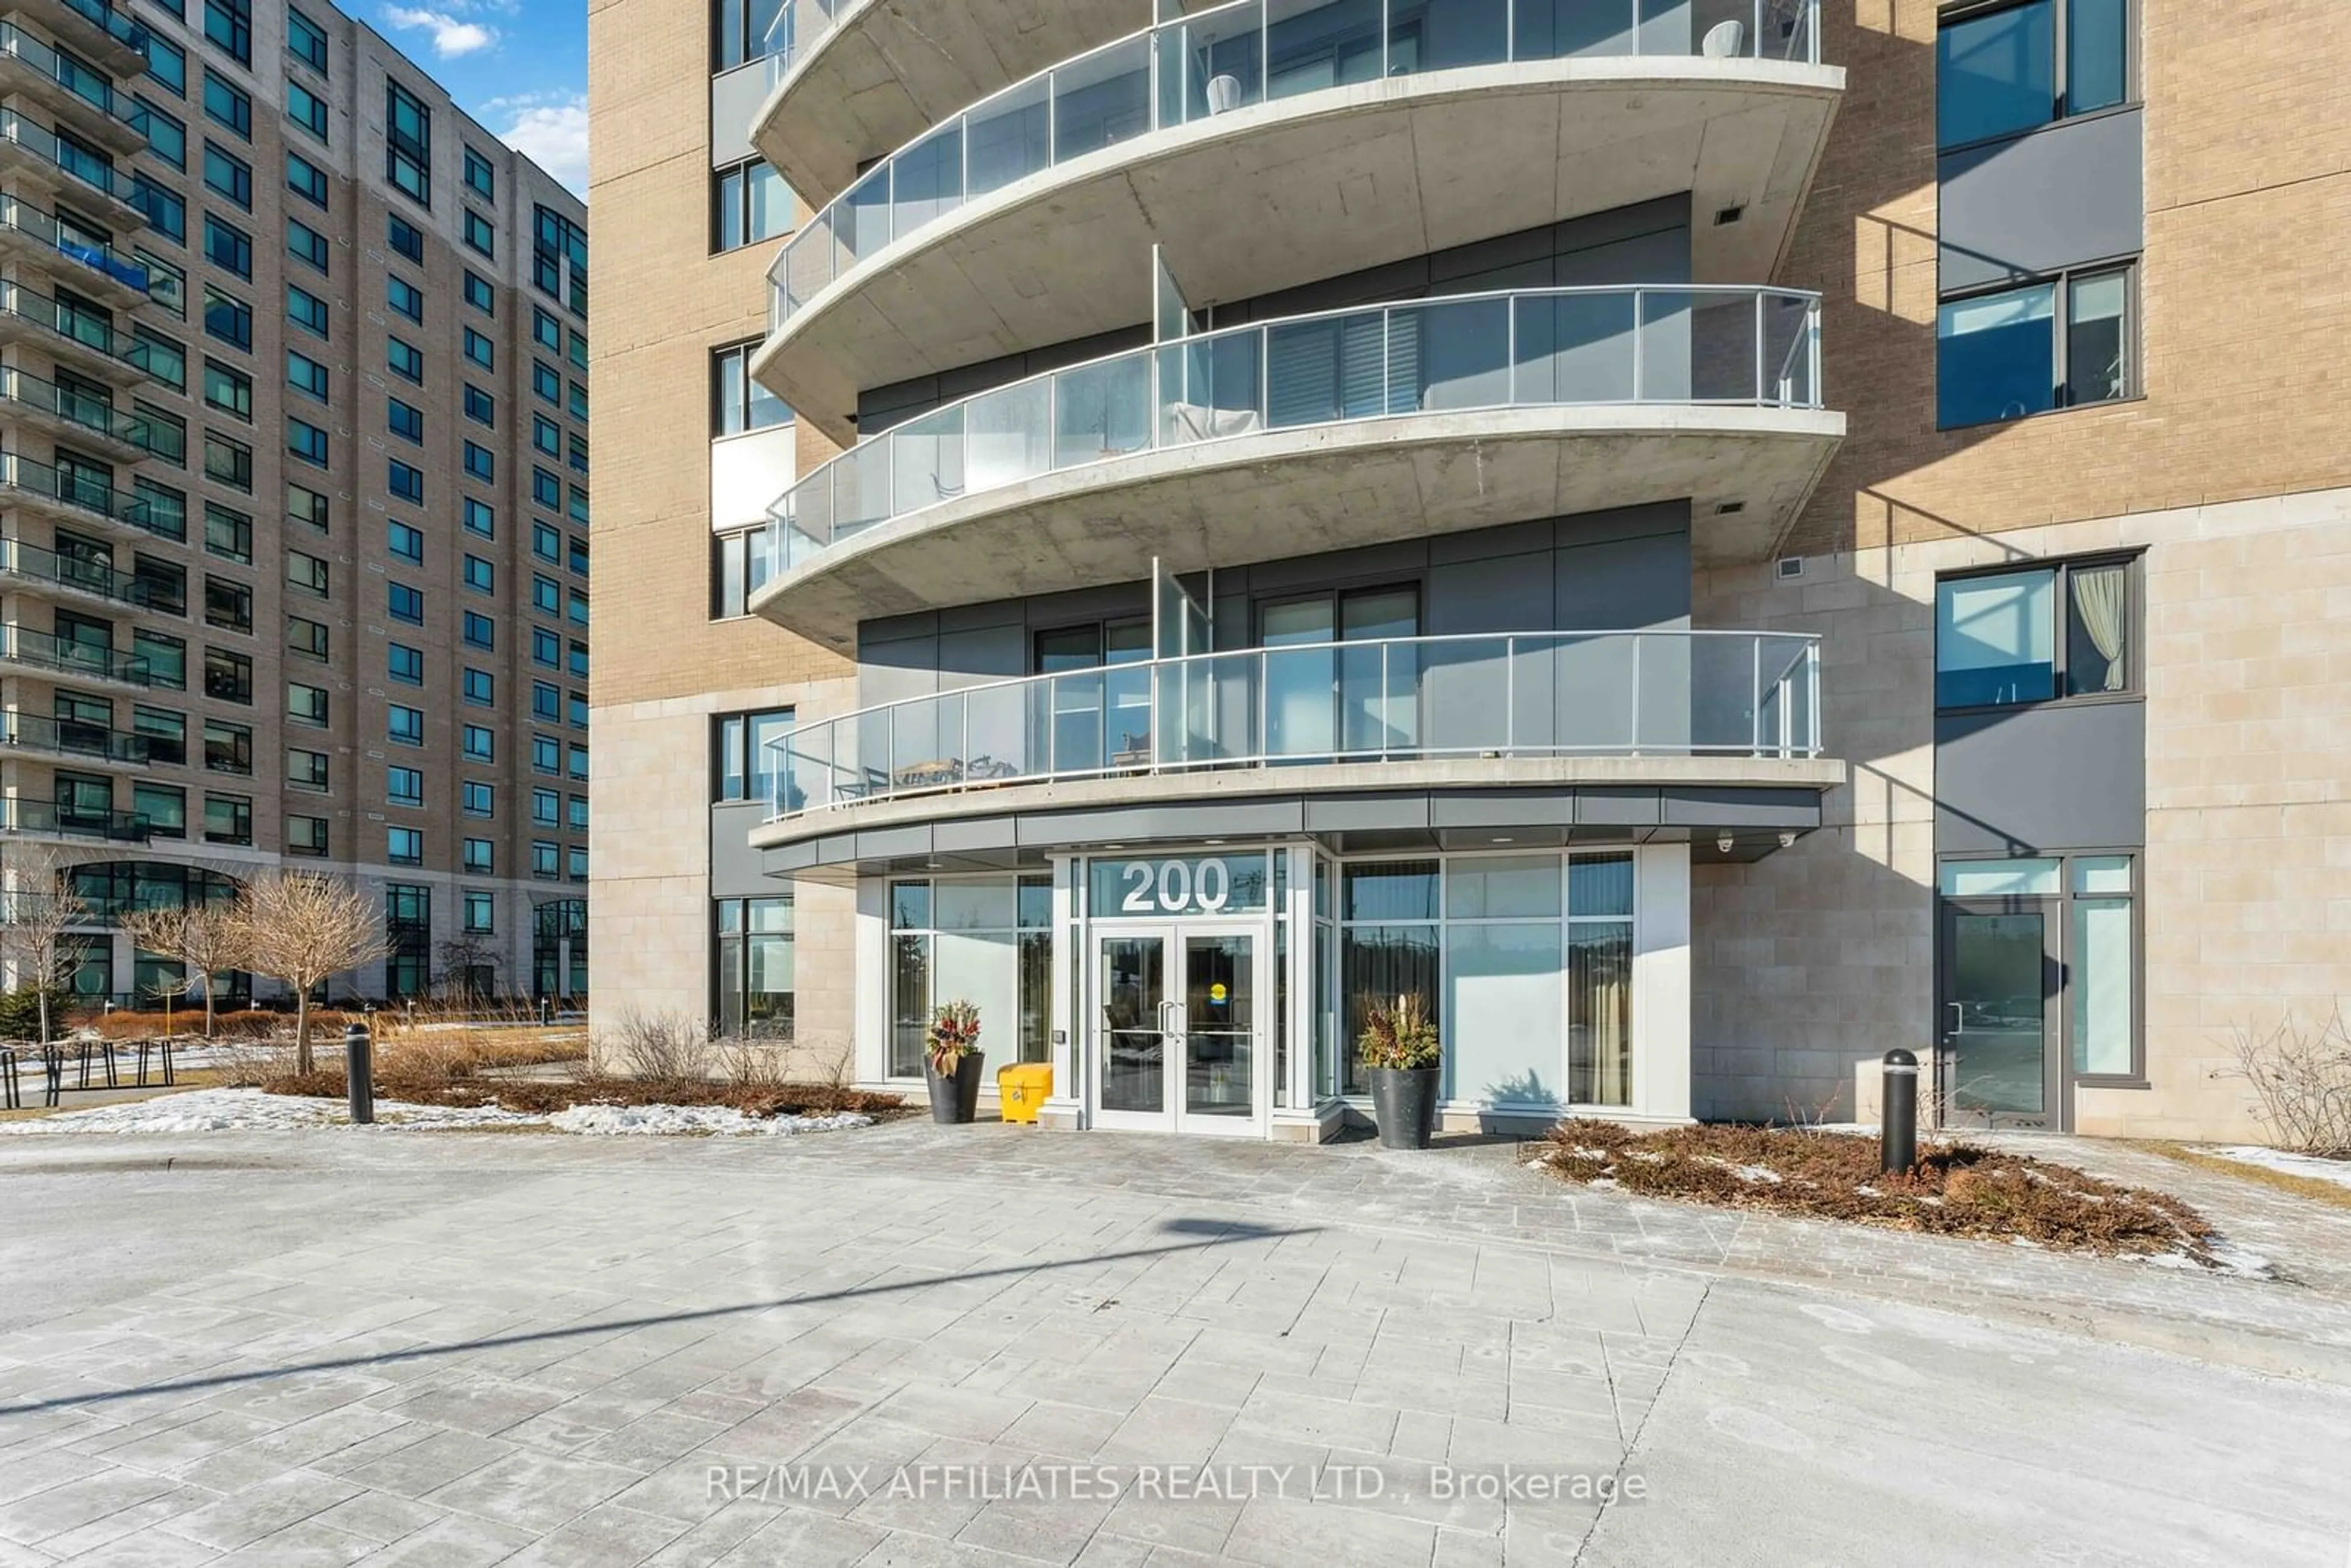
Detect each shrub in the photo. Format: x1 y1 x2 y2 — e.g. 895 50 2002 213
599 1011 712 1080
2222 1008 2351 1157
93 1011 173 1041
1357 994 1439 1071
0 987 73 1043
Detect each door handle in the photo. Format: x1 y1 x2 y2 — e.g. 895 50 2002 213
1944 1000 1963 1037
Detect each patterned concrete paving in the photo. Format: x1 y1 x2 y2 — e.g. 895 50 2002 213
1 1122 2349 1566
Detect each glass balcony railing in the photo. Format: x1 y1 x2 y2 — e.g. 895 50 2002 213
763 628 1820 820
767 0 1820 328
0 280 155 375
765 284 1820 577
0 366 162 453
0 195 149 294
0 536 156 606
759 0 842 88
0 449 157 533
0 797 149 842
0 107 141 205
0 624 151 686
0 711 149 763
0 24 151 141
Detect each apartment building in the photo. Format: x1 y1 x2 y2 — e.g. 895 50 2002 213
1 0 591 1004
593 0 2350 1141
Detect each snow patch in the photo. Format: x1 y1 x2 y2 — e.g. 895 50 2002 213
548 1103 872 1138
1 1087 872 1139
2208 1145 2351 1191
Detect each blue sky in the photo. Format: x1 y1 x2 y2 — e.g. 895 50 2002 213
375 0 588 196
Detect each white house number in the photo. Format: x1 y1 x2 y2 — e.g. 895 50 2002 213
1119 858 1231 915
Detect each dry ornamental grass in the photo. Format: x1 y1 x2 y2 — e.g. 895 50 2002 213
1539 1120 2218 1262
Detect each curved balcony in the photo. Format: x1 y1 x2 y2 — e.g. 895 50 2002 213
0 625 151 691
754 0 1835 438
0 366 163 463
0 23 154 154
0 710 149 768
751 285 1837 646
0 195 153 310
751 629 1834 858
0 109 145 230
749 0 1132 205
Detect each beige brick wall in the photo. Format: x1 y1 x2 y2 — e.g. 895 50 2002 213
1697 486 2351 1139
1786 2 2351 559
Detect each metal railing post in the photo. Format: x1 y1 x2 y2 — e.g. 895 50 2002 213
1627 632 1641 752
1753 290 1764 404
1631 287 1644 399
1750 636 1763 754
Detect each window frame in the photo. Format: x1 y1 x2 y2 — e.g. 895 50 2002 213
1936 261 2140 430
1935 0 2140 156
1933 552 2144 716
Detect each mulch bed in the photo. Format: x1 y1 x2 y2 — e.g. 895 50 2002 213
261 1069 908 1121
1539 1119 2218 1262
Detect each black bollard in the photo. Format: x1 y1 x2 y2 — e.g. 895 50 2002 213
1881 1048 1918 1174
345 1021 375 1125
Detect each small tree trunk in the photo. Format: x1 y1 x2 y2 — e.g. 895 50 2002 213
201 977 215 1040
37 984 50 1048
294 992 312 1076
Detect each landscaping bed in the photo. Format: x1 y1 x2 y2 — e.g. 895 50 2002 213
258 1065 906 1122
1537 1119 2224 1264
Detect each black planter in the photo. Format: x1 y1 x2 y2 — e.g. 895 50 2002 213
926 1052 984 1124
1367 1065 1440 1150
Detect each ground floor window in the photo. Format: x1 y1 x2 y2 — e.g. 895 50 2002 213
534 898 587 1000
714 895 792 1037
385 884 430 998
888 876 1052 1077
1334 852 1633 1106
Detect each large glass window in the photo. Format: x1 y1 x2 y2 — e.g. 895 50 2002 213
1937 0 2132 150
386 80 431 205
1935 557 2134 710
1937 268 2132 428
712 159 792 252
712 342 792 435
714 896 795 1038
885 877 1053 1076
1337 852 1632 1107
714 708 793 803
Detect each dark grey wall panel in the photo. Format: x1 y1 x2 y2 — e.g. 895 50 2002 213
1936 699 2145 853
1939 109 2144 293
708 803 774 896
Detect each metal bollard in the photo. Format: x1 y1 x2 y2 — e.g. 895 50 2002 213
538 996 552 1027
345 1022 375 1125
1881 1048 1919 1174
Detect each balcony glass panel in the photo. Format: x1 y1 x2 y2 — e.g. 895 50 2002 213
765 0 1822 331
765 629 1822 820
765 286 1822 578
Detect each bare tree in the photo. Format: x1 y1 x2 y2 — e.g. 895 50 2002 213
233 873 391 1074
120 903 249 1040
435 935 498 1005
0 846 89 1046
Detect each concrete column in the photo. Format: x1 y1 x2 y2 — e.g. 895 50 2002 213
852 876 889 1087
1041 854 1084 1129
1631 841 1693 1124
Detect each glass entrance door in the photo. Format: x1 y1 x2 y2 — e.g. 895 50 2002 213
1092 925 1263 1135
1940 904 2062 1130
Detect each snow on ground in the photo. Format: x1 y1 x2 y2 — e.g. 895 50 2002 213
2208 1144 2351 1191
0 1087 871 1138
549 1104 873 1137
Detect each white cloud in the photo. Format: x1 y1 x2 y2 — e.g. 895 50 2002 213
501 96 588 198
382 6 495 57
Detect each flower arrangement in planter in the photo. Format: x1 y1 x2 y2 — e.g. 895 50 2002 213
924 999 984 1124
1358 993 1441 1149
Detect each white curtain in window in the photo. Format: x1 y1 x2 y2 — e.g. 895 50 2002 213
2071 566 2128 691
